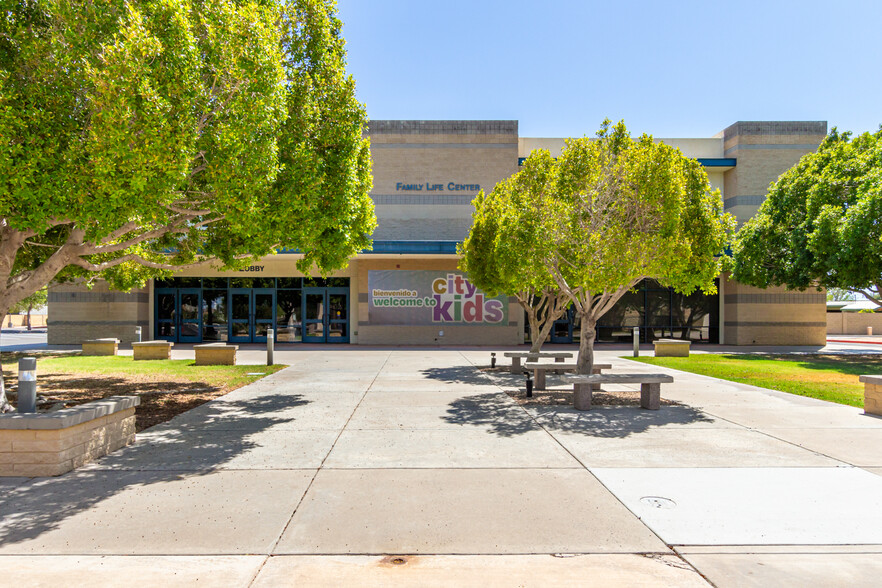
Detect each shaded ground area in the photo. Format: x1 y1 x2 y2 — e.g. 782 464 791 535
1 352 286 431
504 387 678 408
631 353 882 407
479 364 678 407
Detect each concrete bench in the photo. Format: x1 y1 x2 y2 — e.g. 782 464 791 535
132 340 173 361
654 339 691 357
859 375 882 416
564 373 674 411
81 338 119 356
194 342 238 366
524 361 612 391
503 351 573 373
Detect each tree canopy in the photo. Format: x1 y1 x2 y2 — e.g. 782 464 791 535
734 128 882 306
0 0 375 317
459 150 569 352
538 121 734 377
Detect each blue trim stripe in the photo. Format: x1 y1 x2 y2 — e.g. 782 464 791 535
518 157 736 167
696 158 736 167
365 240 459 254
273 241 460 255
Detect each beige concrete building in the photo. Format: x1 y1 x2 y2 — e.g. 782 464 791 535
48 120 827 347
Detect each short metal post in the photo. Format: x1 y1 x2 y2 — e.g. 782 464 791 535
633 327 639 357
267 328 274 366
490 352 496 368
135 326 142 343
17 357 37 413
524 371 533 398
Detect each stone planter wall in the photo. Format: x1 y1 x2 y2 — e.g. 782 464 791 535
0 396 139 477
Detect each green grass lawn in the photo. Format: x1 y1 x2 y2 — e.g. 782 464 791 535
3 354 286 389
627 353 881 408
1 353 287 430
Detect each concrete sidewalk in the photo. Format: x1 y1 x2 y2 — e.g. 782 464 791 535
1 348 881 586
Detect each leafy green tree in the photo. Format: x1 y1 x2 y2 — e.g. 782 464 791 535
734 128 882 307
826 288 858 302
0 0 375 410
541 121 734 381
9 286 47 330
459 151 569 353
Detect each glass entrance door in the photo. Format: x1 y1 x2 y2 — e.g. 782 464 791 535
230 289 251 343
230 289 276 343
303 288 326 343
303 288 349 343
550 306 574 344
326 288 349 343
253 289 275 343
178 289 202 342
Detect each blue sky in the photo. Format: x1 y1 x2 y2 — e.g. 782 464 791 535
336 0 881 138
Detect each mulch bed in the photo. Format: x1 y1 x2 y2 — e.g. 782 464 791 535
4 370 234 432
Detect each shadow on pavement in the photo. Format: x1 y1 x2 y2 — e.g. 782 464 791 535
420 365 500 386
527 405 716 438
0 392 308 547
441 393 540 437
442 392 714 439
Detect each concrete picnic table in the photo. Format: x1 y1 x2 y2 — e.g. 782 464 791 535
523 361 612 390
503 351 573 373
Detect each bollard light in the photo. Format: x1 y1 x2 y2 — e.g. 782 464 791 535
267 328 274 366
17 357 37 413
633 327 640 358
523 370 533 398
135 326 142 343
490 352 496 368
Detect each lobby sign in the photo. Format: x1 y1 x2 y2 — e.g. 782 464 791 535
368 270 507 326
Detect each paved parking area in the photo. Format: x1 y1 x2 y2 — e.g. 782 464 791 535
1 347 881 586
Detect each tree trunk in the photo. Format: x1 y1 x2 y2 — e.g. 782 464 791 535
525 308 542 353
0 313 11 412
575 315 596 375
26 304 33 331
534 316 557 352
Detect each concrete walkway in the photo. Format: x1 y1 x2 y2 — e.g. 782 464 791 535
1 348 882 586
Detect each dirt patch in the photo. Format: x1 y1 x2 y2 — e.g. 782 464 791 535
504 387 678 408
5 369 234 432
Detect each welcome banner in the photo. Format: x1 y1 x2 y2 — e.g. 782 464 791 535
368 270 508 326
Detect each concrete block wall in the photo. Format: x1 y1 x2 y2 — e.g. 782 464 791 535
722 121 827 225
47 281 150 345
720 122 828 346
722 275 827 345
367 120 519 242
48 282 148 345
826 312 882 335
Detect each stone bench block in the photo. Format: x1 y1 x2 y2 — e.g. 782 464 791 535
132 340 174 361
81 338 120 356
654 339 691 357
0 396 139 476
565 373 674 411
194 343 238 366
859 375 882 417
